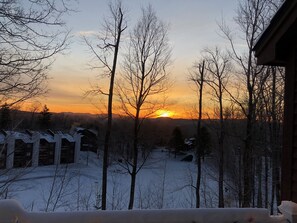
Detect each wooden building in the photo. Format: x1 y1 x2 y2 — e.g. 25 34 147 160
0 130 81 169
254 0 297 203
75 128 98 153
47 130 78 164
13 136 33 168
0 131 34 168
60 134 75 164
38 132 56 166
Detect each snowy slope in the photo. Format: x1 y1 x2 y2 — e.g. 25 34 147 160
1 148 224 211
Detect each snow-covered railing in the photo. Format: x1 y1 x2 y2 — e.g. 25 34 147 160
1 200 296 223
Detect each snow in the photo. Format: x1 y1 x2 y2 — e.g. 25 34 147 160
0 148 219 211
278 201 297 223
39 132 55 143
0 146 286 223
0 133 5 144
0 199 287 223
61 133 75 142
0 148 291 222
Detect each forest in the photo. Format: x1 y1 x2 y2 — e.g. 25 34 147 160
0 0 285 213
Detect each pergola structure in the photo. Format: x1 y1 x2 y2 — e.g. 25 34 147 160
254 0 297 203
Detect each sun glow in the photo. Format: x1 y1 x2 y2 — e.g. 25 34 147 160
156 110 174 118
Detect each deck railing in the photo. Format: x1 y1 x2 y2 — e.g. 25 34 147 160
0 199 296 223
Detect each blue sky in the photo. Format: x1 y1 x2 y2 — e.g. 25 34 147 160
42 0 239 117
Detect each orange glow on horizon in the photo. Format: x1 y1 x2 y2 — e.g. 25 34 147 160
20 77 216 120
156 110 174 118
20 101 218 120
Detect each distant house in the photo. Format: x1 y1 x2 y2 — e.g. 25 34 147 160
47 130 80 165
72 127 98 153
38 132 56 166
184 137 196 150
60 133 75 164
13 132 33 168
0 131 34 168
0 129 81 169
253 0 297 203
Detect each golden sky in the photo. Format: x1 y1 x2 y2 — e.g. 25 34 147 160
24 0 239 119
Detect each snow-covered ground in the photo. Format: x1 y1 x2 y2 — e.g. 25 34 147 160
1 148 227 212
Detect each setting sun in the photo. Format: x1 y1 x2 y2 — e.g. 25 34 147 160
156 110 174 118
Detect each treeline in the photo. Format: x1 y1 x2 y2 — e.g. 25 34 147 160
188 0 284 212
0 104 99 131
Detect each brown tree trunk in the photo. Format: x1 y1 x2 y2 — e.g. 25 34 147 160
257 156 263 208
238 146 242 207
195 61 205 208
218 93 225 208
101 7 125 210
128 107 140 210
264 146 268 208
243 111 253 207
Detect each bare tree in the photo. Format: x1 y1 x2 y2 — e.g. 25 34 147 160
219 0 283 207
259 66 284 213
83 0 127 210
188 59 206 208
117 5 171 209
43 164 76 212
0 0 70 106
28 101 42 129
204 46 231 208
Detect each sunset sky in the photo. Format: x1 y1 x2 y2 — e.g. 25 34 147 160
34 0 240 119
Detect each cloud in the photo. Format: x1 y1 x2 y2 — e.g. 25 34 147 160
75 30 100 37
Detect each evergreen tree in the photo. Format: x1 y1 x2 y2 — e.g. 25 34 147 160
169 126 184 157
0 103 11 129
39 105 51 130
199 126 212 158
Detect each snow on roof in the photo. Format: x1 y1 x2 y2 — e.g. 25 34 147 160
0 130 79 144
61 133 75 142
75 127 85 131
73 127 98 136
2 131 33 143
49 129 79 142
39 132 55 143
0 133 5 144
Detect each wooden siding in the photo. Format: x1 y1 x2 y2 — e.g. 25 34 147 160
293 49 297 203
38 139 55 166
282 48 296 202
60 139 74 164
0 144 6 169
13 140 33 168
288 48 297 203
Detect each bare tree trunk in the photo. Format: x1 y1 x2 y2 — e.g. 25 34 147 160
264 146 268 208
238 147 242 207
84 2 126 210
243 88 254 207
202 47 229 208
257 156 263 208
195 60 205 208
118 5 171 210
218 0 279 207
243 121 255 208
252 157 256 207
218 94 225 208
128 108 140 210
102 7 125 210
